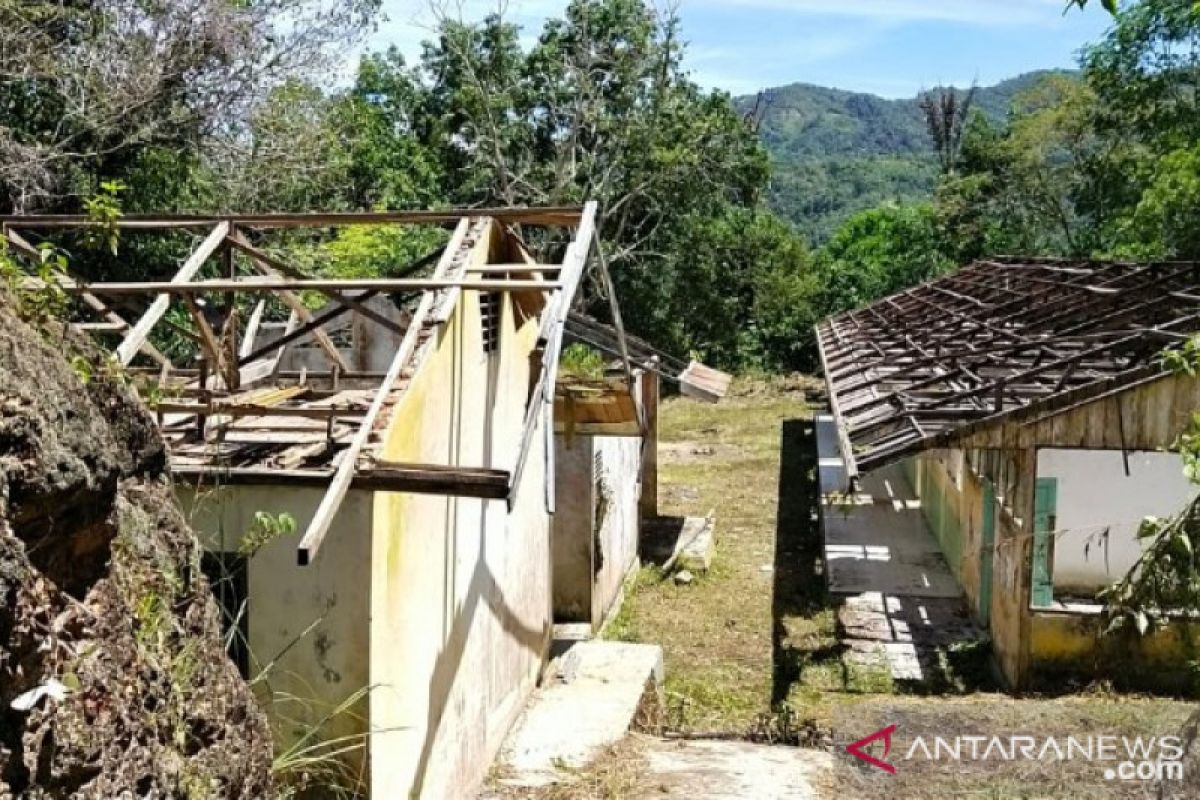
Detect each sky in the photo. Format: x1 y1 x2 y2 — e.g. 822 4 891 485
368 0 1116 98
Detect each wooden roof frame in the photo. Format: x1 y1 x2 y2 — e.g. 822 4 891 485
816 257 1200 482
3 204 612 565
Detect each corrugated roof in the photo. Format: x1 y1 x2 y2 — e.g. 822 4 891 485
816 257 1200 479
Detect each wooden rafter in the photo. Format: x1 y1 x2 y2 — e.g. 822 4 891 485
115 221 229 365
817 257 1200 478
295 218 474 566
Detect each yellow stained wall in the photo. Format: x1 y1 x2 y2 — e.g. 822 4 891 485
368 227 553 799
1031 612 1200 692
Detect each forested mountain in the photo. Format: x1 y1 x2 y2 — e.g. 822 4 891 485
734 71 1071 241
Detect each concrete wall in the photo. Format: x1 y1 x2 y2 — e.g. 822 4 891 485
552 437 595 623
552 434 641 627
1030 610 1200 692
277 295 408 374
906 448 1036 688
1036 448 1196 594
368 227 553 799
905 452 985 608
181 486 373 782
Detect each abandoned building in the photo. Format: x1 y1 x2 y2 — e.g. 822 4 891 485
816 256 1200 691
1 206 726 798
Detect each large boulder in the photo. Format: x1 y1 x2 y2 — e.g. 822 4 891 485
0 296 272 798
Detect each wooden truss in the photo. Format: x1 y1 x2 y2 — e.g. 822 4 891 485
816 257 1200 480
2 205 608 564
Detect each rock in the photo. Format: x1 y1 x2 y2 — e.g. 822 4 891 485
0 296 271 798
674 570 695 585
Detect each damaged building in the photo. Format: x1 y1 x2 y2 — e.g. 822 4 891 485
2 205 726 798
816 256 1200 691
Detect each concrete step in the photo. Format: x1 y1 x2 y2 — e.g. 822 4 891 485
493 640 663 789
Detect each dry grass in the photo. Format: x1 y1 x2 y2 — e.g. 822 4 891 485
603 376 816 733
484 736 657 800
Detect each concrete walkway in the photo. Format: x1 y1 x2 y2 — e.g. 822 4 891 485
642 737 833 799
816 416 985 684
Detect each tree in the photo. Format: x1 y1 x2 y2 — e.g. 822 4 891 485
0 0 380 212
918 85 977 174
813 203 952 317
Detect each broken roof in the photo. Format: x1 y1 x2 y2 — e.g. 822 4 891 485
816 257 1200 480
3 205 600 563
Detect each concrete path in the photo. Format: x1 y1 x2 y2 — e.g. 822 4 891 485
815 416 986 684
643 737 833 799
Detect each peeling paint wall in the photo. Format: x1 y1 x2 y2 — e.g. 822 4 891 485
905 452 984 606
180 486 373 779
591 435 641 626
906 449 1034 688
367 226 552 799
552 437 595 623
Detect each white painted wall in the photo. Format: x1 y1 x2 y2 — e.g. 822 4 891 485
592 435 642 625
552 434 642 626
1037 448 1196 594
180 486 373 783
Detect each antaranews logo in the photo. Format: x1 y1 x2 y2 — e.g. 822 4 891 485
846 724 897 774
843 724 1186 782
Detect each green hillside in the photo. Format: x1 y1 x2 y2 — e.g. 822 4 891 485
736 71 1071 242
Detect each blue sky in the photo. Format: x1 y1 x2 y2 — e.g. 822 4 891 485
368 0 1115 97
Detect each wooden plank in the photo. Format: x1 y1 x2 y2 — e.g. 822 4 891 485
50 277 560 295
170 462 511 499
296 218 473 566
0 207 585 229
115 221 229 365
551 421 641 436
156 401 363 420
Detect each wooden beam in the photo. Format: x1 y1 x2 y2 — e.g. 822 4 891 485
170 463 511 499
511 201 599 508
296 218 473 566
225 231 409 337
0 206 584 230
181 294 239 391
43 277 559 295
115 221 229 365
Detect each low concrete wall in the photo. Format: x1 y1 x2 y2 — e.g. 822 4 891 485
1030 610 1200 692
